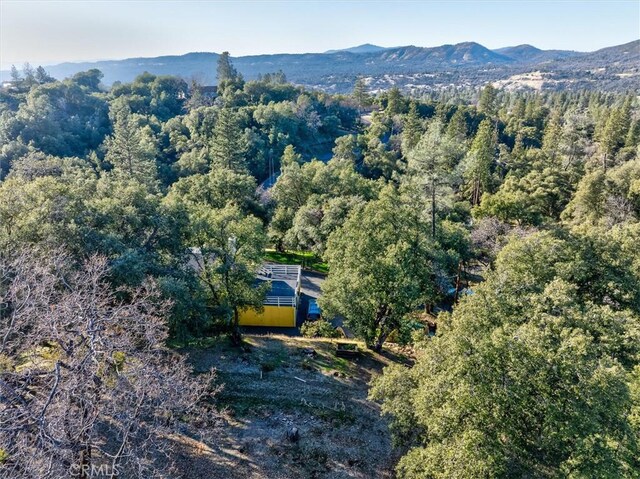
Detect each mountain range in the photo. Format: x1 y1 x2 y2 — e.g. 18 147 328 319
2 40 638 92
324 43 387 54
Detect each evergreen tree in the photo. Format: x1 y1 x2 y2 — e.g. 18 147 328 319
401 101 423 154
188 205 266 344
512 130 525 158
34 66 54 84
210 107 246 171
332 135 362 165
386 87 405 116
22 62 36 88
446 107 468 142
273 70 287 84
185 79 207 110
600 99 632 170
104 107 158 188
559 108 591 169
542 110 564 161
71 69 103 91
352 77 369 110
407 119 461 237
371 230 640 479
216 51 239 83
478 84 498 118
372 230 640 479
281 144 302 168
320 185 439 351
216 51 244 99
9 64 21 82
625 119 640 149
464 119 496 205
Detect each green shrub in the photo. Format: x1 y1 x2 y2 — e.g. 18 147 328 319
260 360 278 372
300 320 341 338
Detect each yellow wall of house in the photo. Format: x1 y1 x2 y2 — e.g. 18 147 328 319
238 305 296 327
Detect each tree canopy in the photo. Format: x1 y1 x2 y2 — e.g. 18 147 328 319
1 67 639 477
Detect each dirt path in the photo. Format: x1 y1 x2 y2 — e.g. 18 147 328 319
175 336 401 479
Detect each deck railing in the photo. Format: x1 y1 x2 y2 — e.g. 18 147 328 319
257 264 301 308
258 264 301 279
263 296 297 307
272 264 299 277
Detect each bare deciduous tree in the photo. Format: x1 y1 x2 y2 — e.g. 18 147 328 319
471 217 536 266
0 250 216 479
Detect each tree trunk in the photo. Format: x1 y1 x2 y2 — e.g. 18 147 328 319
230 308 242 346
372 329 389 353
77 392 94 479
472 179 481 206
368 305 390 352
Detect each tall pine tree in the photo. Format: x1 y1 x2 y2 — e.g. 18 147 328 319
401 101 423 154
408 119 461 237
352 77 369 111
446 107 468 142
217 51 239 83
464 119 496 205
104 107 158 189
478 84 498 119
211 107 247 172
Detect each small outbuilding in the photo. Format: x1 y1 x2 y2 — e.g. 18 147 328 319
238 264 301 327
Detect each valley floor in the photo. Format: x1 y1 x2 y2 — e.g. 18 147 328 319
176 335 408 479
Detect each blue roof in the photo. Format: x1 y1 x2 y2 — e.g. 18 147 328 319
256 278 296 297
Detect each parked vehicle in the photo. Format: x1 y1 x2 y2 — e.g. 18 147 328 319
306 299 322 320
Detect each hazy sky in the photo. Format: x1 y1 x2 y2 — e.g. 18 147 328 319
1 0 639 68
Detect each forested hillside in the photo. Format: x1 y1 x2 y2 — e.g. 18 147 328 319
1 55 639 478
3 39 638 92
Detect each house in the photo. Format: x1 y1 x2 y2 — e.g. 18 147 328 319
200 85 218 98
238 264 301 327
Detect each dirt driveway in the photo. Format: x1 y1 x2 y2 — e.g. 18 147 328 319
300 270 324 299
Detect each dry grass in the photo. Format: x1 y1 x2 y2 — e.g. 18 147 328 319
172 335 403 479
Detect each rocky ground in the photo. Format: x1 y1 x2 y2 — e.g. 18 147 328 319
173 335 410 479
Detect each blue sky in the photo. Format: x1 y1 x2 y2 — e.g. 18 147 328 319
1 0 638 68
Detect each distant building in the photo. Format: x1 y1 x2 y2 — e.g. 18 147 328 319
200 85 218 98
238 264 301 327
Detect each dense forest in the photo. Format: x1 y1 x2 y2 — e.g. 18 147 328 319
1 55 639 478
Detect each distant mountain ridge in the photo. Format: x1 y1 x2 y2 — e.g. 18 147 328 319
324 43 387 54
494 44 581 63
2 40 638 92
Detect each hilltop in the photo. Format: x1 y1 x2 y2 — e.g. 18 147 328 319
324 43 387 54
